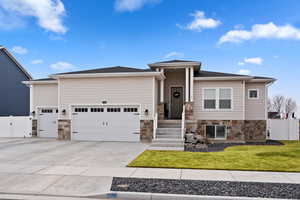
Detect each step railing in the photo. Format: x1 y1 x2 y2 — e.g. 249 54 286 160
181 105 185 140
153 112 158 139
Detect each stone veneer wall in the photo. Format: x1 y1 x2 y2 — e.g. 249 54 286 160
244 120 266 142
58 119 71 140
32 119 37 137
184 102 194 120
140 120 153 143
158 103 164 120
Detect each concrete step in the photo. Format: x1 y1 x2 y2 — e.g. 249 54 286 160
156 134 181 139
158 124 181 128
156 128 181 134
158 120 181 123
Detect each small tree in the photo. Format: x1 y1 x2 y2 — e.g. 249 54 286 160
285 98 297 114
272 95 285 113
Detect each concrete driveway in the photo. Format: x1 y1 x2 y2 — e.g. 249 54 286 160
0 138 148 197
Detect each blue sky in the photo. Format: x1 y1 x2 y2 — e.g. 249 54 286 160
0 0 299 114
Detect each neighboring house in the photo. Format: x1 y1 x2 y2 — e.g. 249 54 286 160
23 60 275 143
0 46 32 116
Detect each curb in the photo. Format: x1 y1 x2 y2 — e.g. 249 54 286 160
90 191 283 200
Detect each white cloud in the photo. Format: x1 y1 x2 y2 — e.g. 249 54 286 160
50 62 74 71
0 8 25 30
244 57 263 65
11 46 28 54
237 69 251 75
164 51 184 59
115 0 160 12
0 0 67 34
31 59 43 64
238 62 245 66
178 10 221 32
219 22 300 44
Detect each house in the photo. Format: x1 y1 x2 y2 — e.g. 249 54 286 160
23 60 275 143
0 46 32 116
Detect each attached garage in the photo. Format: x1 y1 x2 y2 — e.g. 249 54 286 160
71 105 140 141
37 107 58 138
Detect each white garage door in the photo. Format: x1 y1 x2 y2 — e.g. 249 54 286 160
38 108 58 138
71 105 140 141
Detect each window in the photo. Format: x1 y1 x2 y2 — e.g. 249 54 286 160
107 107 121 112
124 107 138 112
91 108 104 112
203 89 216 109
74 108 88 112
219 88 232 109
203 88 232 110
206 125 227 139
41 109 53 113
248 89 259 99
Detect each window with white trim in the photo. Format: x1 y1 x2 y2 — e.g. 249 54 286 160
203 89 216 109
203 88 232 109
206 125 227 139
248 89 259 99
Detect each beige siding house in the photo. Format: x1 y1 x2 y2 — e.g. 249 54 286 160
24 60 275 144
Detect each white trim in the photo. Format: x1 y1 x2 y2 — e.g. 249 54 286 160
194 76 252 81
30 85 33 113
190 67 194 102
149 61 200 68
50 72 165 80
152 77 156 119
23 80 58 85
160 69 164 103
265 84 268 120
248 89 259 100
248 78 276 83
185 68 189 102
202 87 233 111
169 85 184 119
242 81 246 120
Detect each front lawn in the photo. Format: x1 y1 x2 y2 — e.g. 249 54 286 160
128 141 300 172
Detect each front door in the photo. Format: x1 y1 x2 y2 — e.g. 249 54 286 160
170 87 184 119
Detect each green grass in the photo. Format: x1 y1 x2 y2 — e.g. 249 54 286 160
128 141 300 172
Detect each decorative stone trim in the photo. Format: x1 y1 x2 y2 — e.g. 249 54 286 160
140 120 153 143
58 119 71 140
32 119 37 137
158 103 165 120
184 102 194 120
244 120 266 142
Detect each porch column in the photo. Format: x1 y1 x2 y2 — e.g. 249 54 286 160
190 67 194 102
160 68 164 103
185 67 190 102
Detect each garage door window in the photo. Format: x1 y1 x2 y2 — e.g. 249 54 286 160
42 109 53 113
75 108 88 112
91 108 104 112
124 108 138 112
107 107 121 112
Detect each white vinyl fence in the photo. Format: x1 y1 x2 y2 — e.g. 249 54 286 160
267 119 299 140
0 116 32 138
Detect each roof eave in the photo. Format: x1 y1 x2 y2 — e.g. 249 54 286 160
49 71 165 80
22 80 58 85
148 61 201 69
194 76 253 81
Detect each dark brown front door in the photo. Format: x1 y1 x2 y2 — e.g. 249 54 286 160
170 87 183 119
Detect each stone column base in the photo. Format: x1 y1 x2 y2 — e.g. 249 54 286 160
58 119 71 140
158 103 165 120
184 102 194 120
32 119 37 137
140 120 153 143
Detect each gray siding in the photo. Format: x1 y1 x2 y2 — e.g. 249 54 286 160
0 50 30 116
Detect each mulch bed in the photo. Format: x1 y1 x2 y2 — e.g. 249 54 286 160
185 140 283 152
111 177 300 199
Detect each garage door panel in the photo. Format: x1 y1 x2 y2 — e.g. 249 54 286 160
38 108 58 138
72 106 140 141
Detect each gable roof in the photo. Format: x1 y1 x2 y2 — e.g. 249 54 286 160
54 66 153 75
153 59 200 64
148 59 201 70
195 70 250 78
0 46 32 80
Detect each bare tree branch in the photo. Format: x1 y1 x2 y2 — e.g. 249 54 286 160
272 95 285 113
267 98 273 112
285 98 297 114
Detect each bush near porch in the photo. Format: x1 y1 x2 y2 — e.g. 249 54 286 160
128 141 300 172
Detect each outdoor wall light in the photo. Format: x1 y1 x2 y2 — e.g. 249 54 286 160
144 109 149 115
62 109 66 115
31 111 36 116
102 100 107 104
